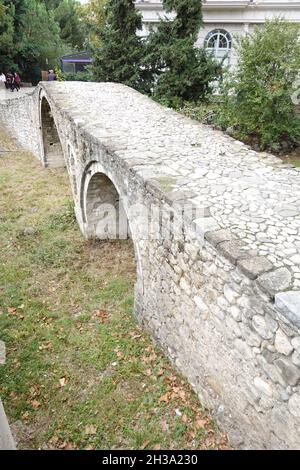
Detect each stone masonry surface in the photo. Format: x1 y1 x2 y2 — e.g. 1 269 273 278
1 81 300 449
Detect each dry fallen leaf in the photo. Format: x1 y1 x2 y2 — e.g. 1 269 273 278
29 385 40 398
7 307 17 315
153 444 161 450
22 411 30 422
195 418 206 429
158 392 170 404
85 424 97 436
38 341 53 351
31 399 41 409
59 441 74 450
140 440 150 450
13 360 21 369
59 377 67 388
93 310 109 323
161 419 168 432
181 414 188 423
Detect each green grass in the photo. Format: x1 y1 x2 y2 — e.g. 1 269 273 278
0 130 227 450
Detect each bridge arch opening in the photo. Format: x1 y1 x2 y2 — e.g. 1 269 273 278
40 97 65 168
82 165 144 308
85 171 130 240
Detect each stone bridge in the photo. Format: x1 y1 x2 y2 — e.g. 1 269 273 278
1 82 300 449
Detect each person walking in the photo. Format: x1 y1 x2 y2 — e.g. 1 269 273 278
47 69 56 81
13 72 21 91
5 72 14 92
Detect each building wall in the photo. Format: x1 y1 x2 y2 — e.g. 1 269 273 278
136 1 300 67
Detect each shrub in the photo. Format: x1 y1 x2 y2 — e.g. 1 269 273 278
60 69 95 82
215 19 300 151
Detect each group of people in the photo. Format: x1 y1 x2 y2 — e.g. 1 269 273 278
0 71 21 92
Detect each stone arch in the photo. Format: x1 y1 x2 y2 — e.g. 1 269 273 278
40 96 65 168
81 161 144 309
84 170 130 240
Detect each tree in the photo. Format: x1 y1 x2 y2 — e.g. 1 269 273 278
146 0 220 105
216 19 300 151
0 1 15 71
92 0 148 93
0 0 90 82
77 0 107 48
16 0 64 82
52 0 85 50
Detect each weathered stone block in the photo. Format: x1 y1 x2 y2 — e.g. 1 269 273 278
288 394 300 418
218 240 256 266
275 358 300 386
193 296 208 313
205 228 233 247
257 268 292 298
194 217 220 237
252 315 278 340
0 341 5 365
240 324 262 347
275 291 300 329
292 350 300 367
274 329 294 356
224 284 239 304
237 256 273 280
253 376 273 397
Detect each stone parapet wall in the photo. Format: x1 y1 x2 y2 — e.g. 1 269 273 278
1 82 300 449
0 91 40 158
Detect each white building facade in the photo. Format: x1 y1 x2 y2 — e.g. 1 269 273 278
135 1 300 67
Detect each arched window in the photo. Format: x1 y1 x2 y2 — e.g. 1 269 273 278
205 29 232 64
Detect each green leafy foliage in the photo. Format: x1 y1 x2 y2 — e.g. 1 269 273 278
0 0 85 82
92 0 148 93
61 69 95 82
77 0 107 48
15 0 64 82
145 0 221 105
215 19 300 151
0 1 15 71
52 0 85 50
